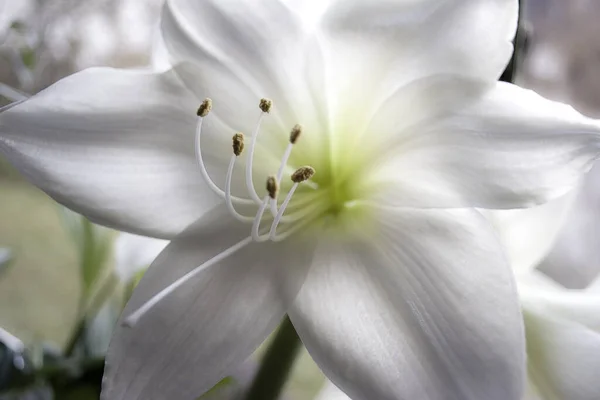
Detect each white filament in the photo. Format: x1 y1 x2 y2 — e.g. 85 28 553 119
225 156 255 222
123 236 253 327
252 196 271 242
269 183 299 240
195 117 254 205
245 113 267 204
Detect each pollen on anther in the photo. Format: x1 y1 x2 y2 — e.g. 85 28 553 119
290 124 303 144
232 133 245 156
259 98 273 113
291 166 315 183
197 98 212 117
266 176 279 199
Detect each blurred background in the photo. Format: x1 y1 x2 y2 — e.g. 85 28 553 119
0 0 599 399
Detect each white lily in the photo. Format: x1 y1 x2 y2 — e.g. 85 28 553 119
2 1 600 399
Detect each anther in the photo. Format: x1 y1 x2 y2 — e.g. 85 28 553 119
290 124 303 144
197 98 212 117
232 132 245 156
291 166 316 183
259 98 273 113
266 176 279 200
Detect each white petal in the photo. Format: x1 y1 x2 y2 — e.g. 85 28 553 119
538 164 600 288
160 0 328 143
0 67 232 239
370 83 600 209
289 208 525 400
113 233 169 283
315 381 352 400
487 191 575 275
524 307 600 400
102 206 316 400
319 0 517 128
520 281 600 334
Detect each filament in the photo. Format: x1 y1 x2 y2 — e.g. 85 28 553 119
269 183 299 240
245 113 267 204
225 155 254 222
123 236 253 327
195 117 254 205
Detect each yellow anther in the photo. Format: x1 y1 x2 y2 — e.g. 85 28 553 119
266 176 279 199
232 133 245 156
291 166 315 183
290 124 303 144
259 98 273 113
196 98 212 117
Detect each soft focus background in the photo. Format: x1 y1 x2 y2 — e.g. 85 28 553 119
0 0 599 399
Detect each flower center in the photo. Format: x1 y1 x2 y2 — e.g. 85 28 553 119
121 98 370 327
195 97 369 241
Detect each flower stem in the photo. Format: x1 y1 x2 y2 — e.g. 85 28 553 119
243 316 302 400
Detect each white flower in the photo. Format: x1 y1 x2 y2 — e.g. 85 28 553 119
2 0 600 399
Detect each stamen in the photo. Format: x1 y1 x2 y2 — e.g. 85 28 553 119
232 132 245 156
123 236 253 327
226 155 254 223
196 98 212 117
252 195 271 242
246 98 273 204
266 176 279 200
276 124 303 184
195 100 253 205
271 124 304 216
270 167 315 240
291 166 316 183
290 124 303 144
259 98 273 113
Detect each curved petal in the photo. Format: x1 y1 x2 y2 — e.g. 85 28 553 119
369 82 600 210
0 67 234 239
160 0 329 145
538 164 600 288
102 206 316 400
289 208 525 400
487 191 576 275
524 308 600 400
319 0 517 129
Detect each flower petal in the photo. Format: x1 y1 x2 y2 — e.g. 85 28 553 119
289 207 525 400
160 0 328 142
487 191 575 275
520 278 600 334
370 83 600 209
101 206 316 400
0 67 233 239
319 0 517 128
524 307 600 400
538 164 600 288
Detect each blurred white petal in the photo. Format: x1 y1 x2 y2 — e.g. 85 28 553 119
488 191 576 275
